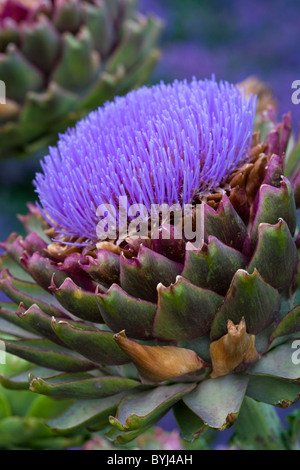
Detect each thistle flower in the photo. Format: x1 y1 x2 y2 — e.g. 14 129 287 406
0 0 162 158
0 77 299 445
35 78 255 242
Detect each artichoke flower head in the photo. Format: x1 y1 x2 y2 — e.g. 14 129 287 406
0 77 299 443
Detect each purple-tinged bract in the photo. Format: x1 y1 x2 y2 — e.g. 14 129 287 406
35 78 256 241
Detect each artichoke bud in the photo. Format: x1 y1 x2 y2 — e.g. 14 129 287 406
210 318 259 379
238 76 277 115
0 0 162 158
113 330 205 383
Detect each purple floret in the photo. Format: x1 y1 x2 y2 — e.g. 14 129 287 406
34 77 256 242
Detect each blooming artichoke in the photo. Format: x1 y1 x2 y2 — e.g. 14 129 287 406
0 78 299 445
0 0 162 159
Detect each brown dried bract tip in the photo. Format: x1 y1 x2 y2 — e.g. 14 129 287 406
209 318 259 379
0 99 20 120
45 241 82 260
96 241 135 258
96 241 123 255
238 76 277 114
114 330 205 383
245 153 268 204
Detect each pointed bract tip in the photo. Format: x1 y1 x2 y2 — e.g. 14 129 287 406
113 330 205 383
210 317 259 378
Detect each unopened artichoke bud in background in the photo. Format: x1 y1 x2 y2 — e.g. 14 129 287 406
238 76 277 117
0 0 163 159
0 77 299 446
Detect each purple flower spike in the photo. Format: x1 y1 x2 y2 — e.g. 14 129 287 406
34 78 256 241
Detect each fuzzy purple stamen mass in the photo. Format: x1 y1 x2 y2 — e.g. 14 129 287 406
35 78 256 241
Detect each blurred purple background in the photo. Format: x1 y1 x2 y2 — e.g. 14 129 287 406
140 0 300 128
